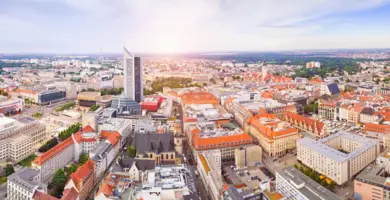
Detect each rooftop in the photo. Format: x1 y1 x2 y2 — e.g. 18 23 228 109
8 168 46 193
298 131 379 163
355 164 388 186
277 166 342 200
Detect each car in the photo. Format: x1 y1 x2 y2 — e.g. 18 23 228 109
194 170 199 176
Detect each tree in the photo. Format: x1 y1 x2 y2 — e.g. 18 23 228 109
293 164 298 169
4 164 15 176
50 169 67 198
78 153 89 165
328 180 335 190
58 123 81 141
375 78 381 84
127 145 137 158
65 164 78 176
39 138 58 152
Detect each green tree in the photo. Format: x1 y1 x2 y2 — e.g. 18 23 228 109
328 180 335 190
5 164 15 176
39 138 58 153
58 123 81 141
127 145 137 158
293 164 298 169
65 164 79 176
50 169 67 198
78 153 89 165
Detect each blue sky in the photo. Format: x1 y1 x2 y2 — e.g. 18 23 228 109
0 0 390 54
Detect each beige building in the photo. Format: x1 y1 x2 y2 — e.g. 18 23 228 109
245 113 299 157
235 145 262 168
197 150 224 200
318 99 337 120
0 115 47 163
297 132 379 185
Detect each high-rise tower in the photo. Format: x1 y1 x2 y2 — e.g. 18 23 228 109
123 47 143 102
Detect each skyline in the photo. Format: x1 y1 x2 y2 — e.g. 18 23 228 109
1 0 390 54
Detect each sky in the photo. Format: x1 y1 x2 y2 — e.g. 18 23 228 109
1 0 390 54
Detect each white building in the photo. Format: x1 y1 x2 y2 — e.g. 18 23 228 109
297 132 380 185
7 168 47 200
197 150 224 200
276 166 341 200
0 116 47 163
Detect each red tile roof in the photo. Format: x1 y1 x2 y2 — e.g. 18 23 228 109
68 159 95 191
285 112 324 136
247 113 298 140
192 131 253 151
33 136 74 166
33 125 96 166
33 191 59 200
61 188 79 200
181 92 219 105
365 123 390 134
102 131 121 146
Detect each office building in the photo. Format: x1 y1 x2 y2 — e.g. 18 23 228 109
235 145 262 168
246 113 299 157
0 116 47 163
276 166 342 200
7 168 47 200
14 85 66 105
297 132 379 185
354 164 390 200
123 47 143 102
284 111 329 138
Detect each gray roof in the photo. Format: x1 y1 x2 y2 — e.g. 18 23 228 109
277 166 342 200
298 131 379 163
120 158 156 171
134 133 174 154
8 168 46 193
356 164 387 186
91 142 112 161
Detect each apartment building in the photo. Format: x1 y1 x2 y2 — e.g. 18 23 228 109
348 105 364 124
190 126 253 162
32 125 101 182
365 123 390 149
276 166 342 200
64 159 96 200
0 116 48 163
297 132 379 185
246 113 299 157
318 99 337 120
354 164 390 200
197 150 224 200
284 111 329 138
90 133 120 179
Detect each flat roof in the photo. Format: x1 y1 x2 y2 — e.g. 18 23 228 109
356 164 387 186
277 167 342 200
298 131 378 163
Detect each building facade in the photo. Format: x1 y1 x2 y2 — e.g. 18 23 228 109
297 132 380 185
0 116 48 163
123 47 143 102
276 166 342 200
245 113 299 157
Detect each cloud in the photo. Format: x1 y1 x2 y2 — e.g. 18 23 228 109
0 0 389 53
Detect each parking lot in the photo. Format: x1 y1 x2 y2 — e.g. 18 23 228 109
262 151 297 174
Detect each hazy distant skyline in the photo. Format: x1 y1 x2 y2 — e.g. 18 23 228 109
1 0 390 54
